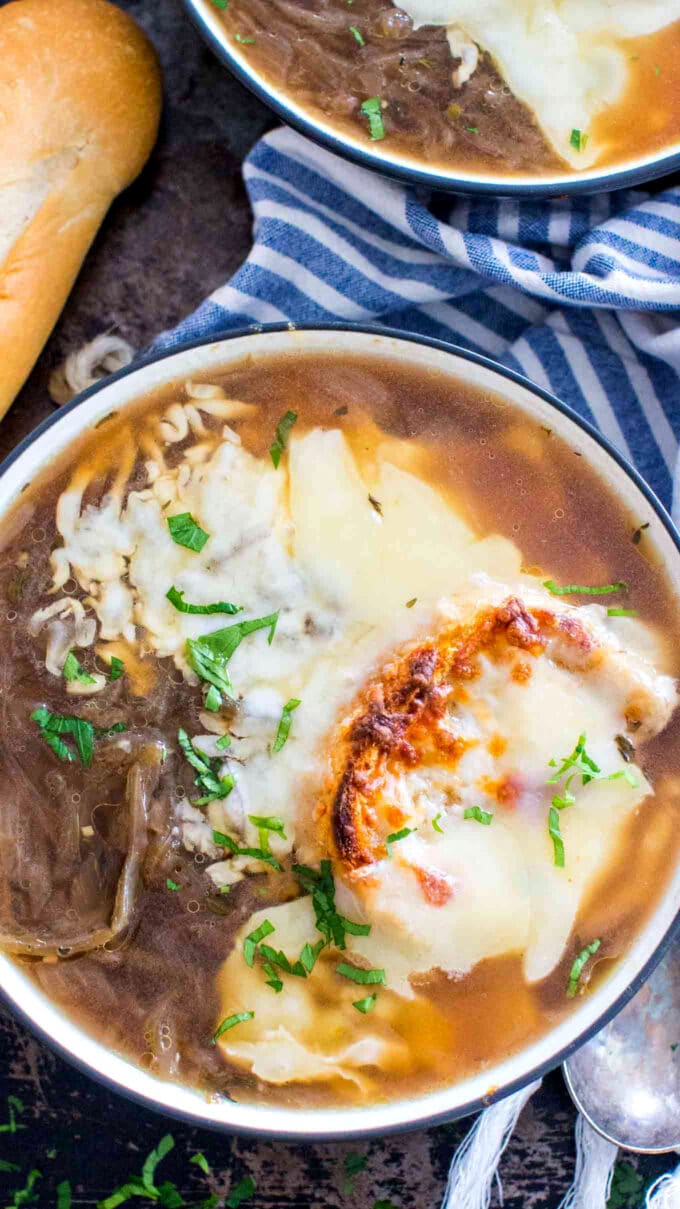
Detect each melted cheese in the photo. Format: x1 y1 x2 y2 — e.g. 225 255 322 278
396 0 680 167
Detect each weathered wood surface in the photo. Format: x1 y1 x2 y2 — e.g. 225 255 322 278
0 0 672 1203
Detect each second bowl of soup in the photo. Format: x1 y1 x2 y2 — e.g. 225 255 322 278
184 0 680 194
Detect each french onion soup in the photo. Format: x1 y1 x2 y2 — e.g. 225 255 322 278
1 351 679 1108
213 0 680 179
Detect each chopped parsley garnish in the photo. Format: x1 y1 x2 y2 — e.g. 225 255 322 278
349 25 365 45
186 611 279 704
0 1095 25 1134
465 125 479 133
166 586 242 615
566 939 601 998
432 813 444 833
57 1180 72 1209
293 860 371 949
226 1176 256 1208
361 96 386 140
463 807 493 826
343 1153 368 1193
385 825 416 855
234 33 255 43
543 579 627 596
166 879 181 891
336 962 386 986
607 608 638 618
177 728 234 806
62 651 96 686
209 0 227 8
166 512 209 552
216 732 232 750
248 814 287 852
97 1134 179 1209
607 1161 645 1209
243 919 276 967
31 707 125 767
204 684 222 712
368 493 383 516
272 698 301 752
548 805 565 867
213 829 282 872
269 410 297 468
405 597 417 608
570 128 588 152
353 994 377 1014
109 656 125 681
211 1010 255 1045
5 1169 41 1208
546 733 637 867
190 1154 211 1176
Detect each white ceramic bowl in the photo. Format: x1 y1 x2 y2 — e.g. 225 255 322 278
182 1 680 197
1 325 678 1138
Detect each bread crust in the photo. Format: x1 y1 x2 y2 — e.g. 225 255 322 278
0 0 162 417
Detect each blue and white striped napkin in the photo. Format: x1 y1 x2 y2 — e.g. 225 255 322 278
157 124 680 519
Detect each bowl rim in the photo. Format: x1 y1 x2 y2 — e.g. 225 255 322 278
181 0 680 198
0 320 679 1141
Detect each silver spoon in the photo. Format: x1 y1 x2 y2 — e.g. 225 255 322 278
563 944 680 1153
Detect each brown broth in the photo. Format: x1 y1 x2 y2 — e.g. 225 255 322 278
216 1 680 177
1 350 679 1109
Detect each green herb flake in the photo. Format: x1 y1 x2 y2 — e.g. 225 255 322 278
211 1010 255 1045
270 410 297 468
63 651 97 686
361 96 386 140
463 807 493 826
271 697 301 753
352 994 377 1014
607 608 638 618
209 0 227 8
167 512 209 552
432 813 444 833
465 125 479 133
567 938 601 998
216 732 232 750
248 814 287 853
336 961 386 986
374 1202 399 1209
109 656 125 681
204 684 222 712
178 728 234 805
0 1160 20 1173
293 860 371 950
0 1094 26 1135
570 128 589 152
234 33 255 43
166 586 242 616
349 24 365 44
226 1176 256 1208
5 1168 41 1208
190 1154 211 1176
543 579 627 596
213 830 282 872
548 804 565 868
606 1161 645 1209
186 611 279 699
31 707 125 767
385 825 416 855
243 918 276 967
166 878 181 892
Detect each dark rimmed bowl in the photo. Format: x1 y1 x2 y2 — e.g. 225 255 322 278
182 0 680 198
0 323 678 1139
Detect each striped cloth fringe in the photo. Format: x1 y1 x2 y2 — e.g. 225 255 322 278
155 124 680 1201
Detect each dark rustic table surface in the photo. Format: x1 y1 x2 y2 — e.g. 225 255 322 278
0 2 673 1205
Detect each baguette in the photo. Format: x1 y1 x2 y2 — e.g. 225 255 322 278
0 0 162 418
